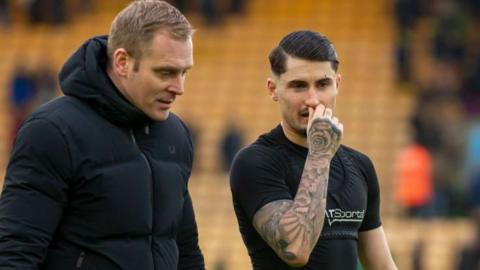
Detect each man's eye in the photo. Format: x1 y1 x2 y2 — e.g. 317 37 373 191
318 81 331 88
291 83 306 88
156 70 177 78
160 71 172 76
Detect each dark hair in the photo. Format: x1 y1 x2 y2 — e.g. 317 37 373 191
269 30 339 76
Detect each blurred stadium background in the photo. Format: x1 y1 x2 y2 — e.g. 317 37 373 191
1 0 479 269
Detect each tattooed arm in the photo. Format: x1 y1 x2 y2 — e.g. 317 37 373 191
253 106 343 267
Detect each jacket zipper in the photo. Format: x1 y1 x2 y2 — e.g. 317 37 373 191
75 251 85 269
130 129 155 268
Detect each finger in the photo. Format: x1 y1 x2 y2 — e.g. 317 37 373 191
337 122 344 135
332 116 339 125
314 104 326 118
308 107 315 122
324 108 333 118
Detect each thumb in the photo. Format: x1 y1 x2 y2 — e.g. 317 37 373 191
308 107 315 122
307 107 315 131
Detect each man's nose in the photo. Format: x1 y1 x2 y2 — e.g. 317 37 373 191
168 75 185 95
305 87 320 107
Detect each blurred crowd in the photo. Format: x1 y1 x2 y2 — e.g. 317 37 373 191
0 0 246 28
394 0 480 219
0 0 93 27
8 61 57 146
167 0 247 26
393 0 480 269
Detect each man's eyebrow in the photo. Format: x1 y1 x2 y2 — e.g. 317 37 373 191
286 79 308 85
152 65 192 72
317 77 334 83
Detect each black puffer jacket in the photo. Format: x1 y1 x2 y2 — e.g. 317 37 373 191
0 36 205 270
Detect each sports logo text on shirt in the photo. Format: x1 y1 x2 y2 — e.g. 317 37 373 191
325 208 365 226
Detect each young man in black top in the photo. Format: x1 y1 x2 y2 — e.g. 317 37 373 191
0 1 204 269
230 30 397 269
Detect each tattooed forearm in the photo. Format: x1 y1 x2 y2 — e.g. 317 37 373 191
254 200 296 259
253 118 342 266
254 156 330 265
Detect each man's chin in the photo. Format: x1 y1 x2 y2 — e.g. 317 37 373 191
150 111 169 121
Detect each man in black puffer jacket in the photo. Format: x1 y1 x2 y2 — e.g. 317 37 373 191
0 1 205 269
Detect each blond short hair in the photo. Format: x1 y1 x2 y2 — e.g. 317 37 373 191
107 0 192 66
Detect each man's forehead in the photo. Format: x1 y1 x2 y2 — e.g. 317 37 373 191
281 58 336 81
142 33 193 66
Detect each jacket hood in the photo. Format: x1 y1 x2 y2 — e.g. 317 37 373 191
59 35 150 127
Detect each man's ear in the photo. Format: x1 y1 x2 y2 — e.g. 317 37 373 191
112 48 130 77
267 78 278 101
335 73 341 94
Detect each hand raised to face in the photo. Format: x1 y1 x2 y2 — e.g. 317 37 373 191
306 104 343 158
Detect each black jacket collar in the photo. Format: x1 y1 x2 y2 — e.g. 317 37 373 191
59 35 150 127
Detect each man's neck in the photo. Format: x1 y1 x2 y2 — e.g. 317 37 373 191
107 67 120 89
280 122 308 148
107 67 128 99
